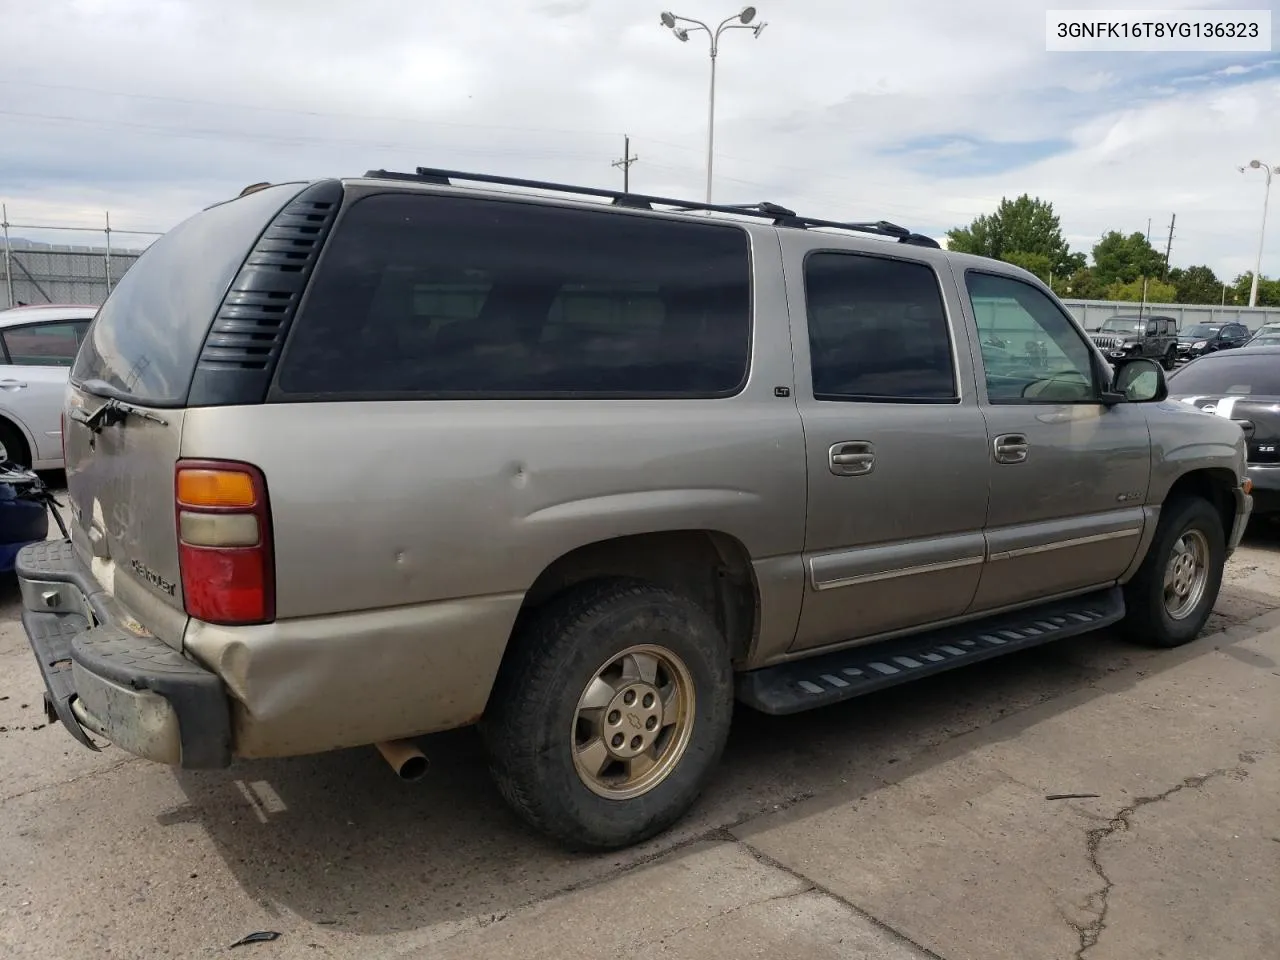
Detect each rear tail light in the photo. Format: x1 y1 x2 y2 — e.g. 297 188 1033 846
175 460 274 625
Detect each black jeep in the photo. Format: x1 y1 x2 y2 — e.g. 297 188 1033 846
1088 315 1179 370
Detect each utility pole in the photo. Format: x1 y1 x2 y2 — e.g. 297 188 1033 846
1139 218 1152 319
1162 213 1176 280
612 135 639 193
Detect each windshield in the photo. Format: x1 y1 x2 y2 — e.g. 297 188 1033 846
1182 324 1221 338
1169 354 1280 396
1099 318 1143 333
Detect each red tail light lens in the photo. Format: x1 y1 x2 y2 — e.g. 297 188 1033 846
175 460 274 625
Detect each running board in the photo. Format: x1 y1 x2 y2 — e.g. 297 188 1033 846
736 587 1125 715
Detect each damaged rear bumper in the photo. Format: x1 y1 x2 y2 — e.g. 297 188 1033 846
16 540 231 769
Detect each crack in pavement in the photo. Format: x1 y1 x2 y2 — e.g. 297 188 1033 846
735 837 948 960
1069 765 1251 960
0 754 141 805
630 884 818 950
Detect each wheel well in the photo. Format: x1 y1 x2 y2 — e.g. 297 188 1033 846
0 414 32 465
1164 468 1237 537
517 530 760 665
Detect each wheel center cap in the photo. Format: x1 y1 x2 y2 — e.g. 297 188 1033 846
602 683 663 759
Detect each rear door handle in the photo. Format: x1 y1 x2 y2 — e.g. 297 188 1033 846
829 441 875 476
0 379 27 390
993 434 1029 464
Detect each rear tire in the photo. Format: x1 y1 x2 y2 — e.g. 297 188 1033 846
480 578 734 850
0 419 31 468
1122 497 1225 648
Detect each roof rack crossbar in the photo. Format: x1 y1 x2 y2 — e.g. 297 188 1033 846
360 167 933 244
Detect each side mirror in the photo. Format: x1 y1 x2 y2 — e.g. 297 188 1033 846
1103 358 1167 405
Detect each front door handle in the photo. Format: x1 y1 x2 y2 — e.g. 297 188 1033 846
0 379 27 390
829 441 875 477
993 433 1029 464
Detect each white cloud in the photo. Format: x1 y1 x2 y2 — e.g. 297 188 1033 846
0 0 1276 281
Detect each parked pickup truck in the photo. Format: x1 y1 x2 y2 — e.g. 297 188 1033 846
17 169 1253 851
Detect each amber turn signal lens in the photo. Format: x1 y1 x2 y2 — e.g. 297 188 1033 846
1243 478 1253 495
177 469 257 508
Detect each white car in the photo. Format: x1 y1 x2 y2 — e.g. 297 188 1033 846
0 304 96 468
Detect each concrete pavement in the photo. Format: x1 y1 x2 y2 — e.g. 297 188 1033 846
430 616 1279 960
2 524 1279 958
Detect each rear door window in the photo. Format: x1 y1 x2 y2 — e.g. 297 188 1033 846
801 252 956 401
274 194 752 398
2 321 85 366
72 183 306 405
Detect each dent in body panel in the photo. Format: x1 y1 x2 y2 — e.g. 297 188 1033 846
63 389 190 647
183 592 524 757
181 218 804 624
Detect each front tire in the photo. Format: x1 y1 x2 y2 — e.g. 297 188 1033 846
1122 497 1225 647
480 578 734 850
1162 347 1177 371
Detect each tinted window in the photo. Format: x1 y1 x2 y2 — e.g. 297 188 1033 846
1184 324 1221 338
2 321 87 367
1169 354 1280 396
967 272 1096 403
275 194 751 398
72 183 306 405
802 252 955 401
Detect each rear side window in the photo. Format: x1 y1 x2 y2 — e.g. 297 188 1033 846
2 321 88 367
275 194 752 398
803 251 956 402
1170 354 1280 395
72 183 306 405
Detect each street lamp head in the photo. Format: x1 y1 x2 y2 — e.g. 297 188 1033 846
1249 159 1263 169
674 26 689 41
752 21 767 36
739 6 756 23
660 11 676 27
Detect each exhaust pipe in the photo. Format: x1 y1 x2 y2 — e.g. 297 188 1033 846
375 739 428 782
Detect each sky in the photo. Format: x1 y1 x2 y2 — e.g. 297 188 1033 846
0 0 1277 280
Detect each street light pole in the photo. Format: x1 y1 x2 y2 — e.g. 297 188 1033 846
1240 159 1279 308
660 8 767 203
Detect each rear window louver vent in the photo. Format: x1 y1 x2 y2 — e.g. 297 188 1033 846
187 179 343 406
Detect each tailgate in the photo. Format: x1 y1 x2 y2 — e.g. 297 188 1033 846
65 386 189 649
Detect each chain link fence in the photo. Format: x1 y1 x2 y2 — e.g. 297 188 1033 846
1 206 161 310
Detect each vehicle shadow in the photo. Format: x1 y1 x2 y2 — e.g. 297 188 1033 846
161 577 1277 940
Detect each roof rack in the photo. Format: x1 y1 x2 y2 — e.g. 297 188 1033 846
363 167 941 248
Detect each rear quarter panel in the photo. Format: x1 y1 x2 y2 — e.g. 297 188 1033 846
177 226 809 755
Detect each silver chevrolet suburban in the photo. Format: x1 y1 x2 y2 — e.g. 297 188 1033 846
18 168 1252 851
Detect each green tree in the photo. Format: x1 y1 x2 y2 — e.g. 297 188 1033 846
1104 277 1177 303
946 195 1082 277
1091 231 1165 285
1001 251 1054 284
1062 267 1105 300
1167 265 1223 305
1230 273 1280 307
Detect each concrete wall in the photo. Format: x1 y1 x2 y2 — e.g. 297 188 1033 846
1060 299 1280 333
